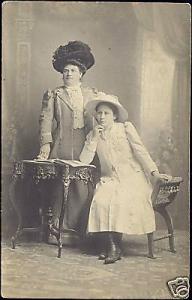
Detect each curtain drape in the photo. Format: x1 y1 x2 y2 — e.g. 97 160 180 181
132 3 190 229
133 3 190 59
132 2 190 154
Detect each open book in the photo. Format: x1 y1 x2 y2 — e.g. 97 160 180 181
53 159 96 168
22 159 55 164
23 159 95 168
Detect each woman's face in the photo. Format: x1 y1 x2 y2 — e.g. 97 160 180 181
63 64 82 86
96 104 116 129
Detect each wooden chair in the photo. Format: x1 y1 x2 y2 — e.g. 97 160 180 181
147 176 183 258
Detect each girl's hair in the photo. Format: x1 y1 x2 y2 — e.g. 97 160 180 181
95 102 118 117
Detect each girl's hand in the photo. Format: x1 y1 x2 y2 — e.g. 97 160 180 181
92 125 104 139
152 170 172 182
37 143 50 159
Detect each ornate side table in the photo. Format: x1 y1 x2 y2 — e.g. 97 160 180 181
147 176 183 258
51 159 96 258
9 160 57 249
9 159 96 258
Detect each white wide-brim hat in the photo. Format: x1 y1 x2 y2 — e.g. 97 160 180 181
85 92 128 123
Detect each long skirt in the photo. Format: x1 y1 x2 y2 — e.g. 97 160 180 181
87 165 156 235
47 128 91 235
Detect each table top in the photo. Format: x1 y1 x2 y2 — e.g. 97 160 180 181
21 159 96 169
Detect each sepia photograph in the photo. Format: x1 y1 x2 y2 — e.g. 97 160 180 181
2 1 190 299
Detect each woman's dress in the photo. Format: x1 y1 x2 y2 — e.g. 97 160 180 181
80 122 158 234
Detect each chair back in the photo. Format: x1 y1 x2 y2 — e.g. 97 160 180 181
151 177 183 208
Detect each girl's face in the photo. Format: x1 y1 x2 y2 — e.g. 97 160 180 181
95 104 116 129
63 64 82 86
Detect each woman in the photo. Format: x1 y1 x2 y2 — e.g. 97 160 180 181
37 41 99 245
80 92 170 264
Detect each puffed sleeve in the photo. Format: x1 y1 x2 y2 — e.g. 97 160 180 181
79 131 98 164
39 89 54 147
124 122 158 175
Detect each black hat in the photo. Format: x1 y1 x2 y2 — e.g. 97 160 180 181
52 41 95 73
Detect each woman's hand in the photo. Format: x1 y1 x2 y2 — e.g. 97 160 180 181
37 143 50 160
151 170 172 182
92 125 104 139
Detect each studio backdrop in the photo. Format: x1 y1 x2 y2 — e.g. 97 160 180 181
2 2 190 236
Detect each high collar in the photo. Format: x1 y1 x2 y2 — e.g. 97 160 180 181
64 82 82 90
99 122 115 140
102 122 115 132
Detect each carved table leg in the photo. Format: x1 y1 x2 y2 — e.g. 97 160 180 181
147 232 156 259
57 166 70 258
35 181 43 242
46 206 53 243
156 206 176 253
38 207 44 242
9 176 22 249
79 181 94 239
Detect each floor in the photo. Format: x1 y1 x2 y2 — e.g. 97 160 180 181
1 230 190 299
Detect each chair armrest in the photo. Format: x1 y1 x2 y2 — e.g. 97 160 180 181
151 177 183 207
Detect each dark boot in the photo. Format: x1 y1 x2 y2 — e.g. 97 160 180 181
113 232 123 252
104 232 121 264
98 250 107 260
97 232 108 260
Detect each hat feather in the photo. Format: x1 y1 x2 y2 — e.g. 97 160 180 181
52 41 94 73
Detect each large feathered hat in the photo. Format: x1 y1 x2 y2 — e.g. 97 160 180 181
52 41 95 74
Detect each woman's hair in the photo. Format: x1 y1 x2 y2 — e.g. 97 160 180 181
63 60 87 76
95 102 118 117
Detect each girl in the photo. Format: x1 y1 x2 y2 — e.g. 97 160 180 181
80 92 170 264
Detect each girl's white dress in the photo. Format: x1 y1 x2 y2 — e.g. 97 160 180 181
80 122 158 235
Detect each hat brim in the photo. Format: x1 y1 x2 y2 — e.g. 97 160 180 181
85 99 128 123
